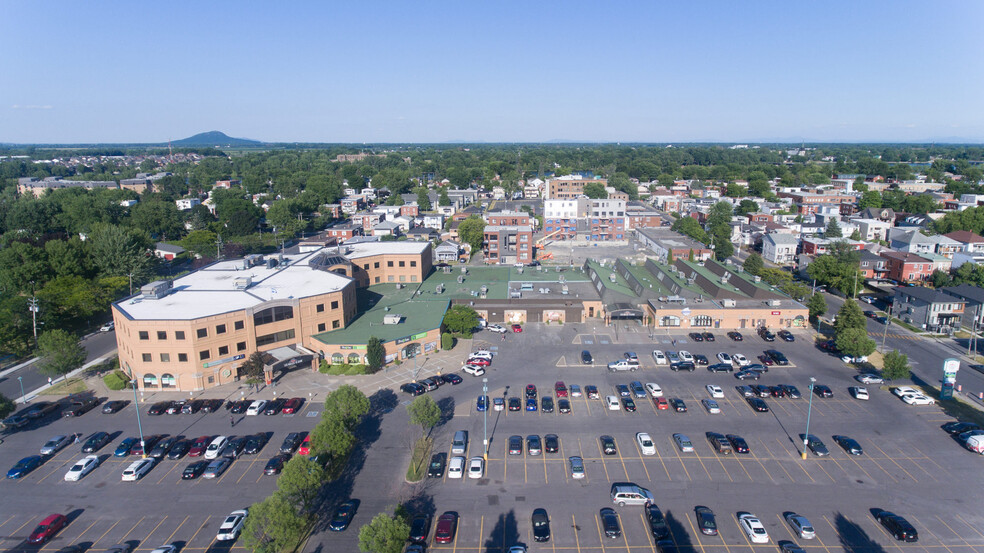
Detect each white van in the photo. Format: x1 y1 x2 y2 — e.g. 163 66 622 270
606 396 620 411
448 456 465 478
246 400 267 416
451 431 468 455
205 436 228 460
610 483 655 506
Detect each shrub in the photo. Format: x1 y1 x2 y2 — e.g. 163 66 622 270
318 360 331 374
441 333 454 350
103 370 131 391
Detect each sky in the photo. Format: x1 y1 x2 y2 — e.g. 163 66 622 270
2 0 983 144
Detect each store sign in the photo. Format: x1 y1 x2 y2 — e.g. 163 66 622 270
771 311 781 315
340 345 367 350
412 332 428 340
396 336 411 345
203 354 245 369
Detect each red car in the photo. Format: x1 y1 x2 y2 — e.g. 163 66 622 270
511 324 523 333
655 397 670 410
467 357 491 367
554 381 568 398
298 435 311 455
757 355 775 366
188 436 211 457
282 398 304 414
434 512 458 544
28 514 66 544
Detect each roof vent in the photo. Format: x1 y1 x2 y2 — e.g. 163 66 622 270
234 276 252 290
140 280 173 300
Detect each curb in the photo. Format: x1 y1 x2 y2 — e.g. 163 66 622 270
15 354 114 404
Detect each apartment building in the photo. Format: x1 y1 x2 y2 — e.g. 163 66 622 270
483 225 533 264
545 175 608 199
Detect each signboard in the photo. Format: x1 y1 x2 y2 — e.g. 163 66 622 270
412 332 428 340
396 336 411 345
340 345 366 350
681 308 691 317
942 358 959 400
771 311 781 316
202 353 245 369
941 382 955 400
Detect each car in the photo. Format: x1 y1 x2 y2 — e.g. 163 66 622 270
780 385 801 398
328 500 357 532
728 331 744 341
702 331 716 342
434 512 458 543
165 400 187 415
401 382 426 396
655 397 669 410
645 383 663 397
813 385 833 398
621 397 636 412
203 458 232 479
276 432 301 454
706 384 724 398
739 513 770 543
726 434 749 454
716 352 733 364
419 377 440 392
670 398 687 412
624 351 639 362
557 398 572 413
182 435 209 457
130 434 163 456
901 393 936 405
673 433 694 452
709 363 734 373
148 545 178 553
525 398 537 411
7 455 43 479
462 364 486 376
114 437 139 457
694 354 710 366
447 456 465 479
630 381 647 398
100 321 115 332
855 373 884 384
942 422 982 435
678 350 694 363
122 458 155 481
636 432 656 455
600 508 621 539
148 401 172 415
544 434 559 453
180 400 204 415
511 324 523 333
778 542 806 553
205 436 229 460
666 351 680 363
758 327 777 342
281 397 305 414
264 453 290 475
645 504 671 539
850 386 869 400
506 547 525 553
150 436 180 459
833 435 863 455
736 385 755 397
421 451 446 477
466 357 491 367
40 435 73 456
471 350 494 360
569 455 585 478
228 400 250 414
80 431 111 453
670 361 696 372
701 399 721 414
733 353 750 366
222 436 247 458
28 514 67 544
585 385 600 399
468 456 484 478
817 340 838 353
747 397 770 412
874 510 918 542
600 435 617 455
508 435 523 455
63 398 100 417
408 514 430 544
102 400 127 414
507 397 521 411
487 324 507 334
541 396 555 413
652 350 668 364
216 509 248 541
244 433 268 454
605 395 620 410
581 350 593 364
892 386 920 397
609 359 639 372
688 332 704 342
784 513 816 539
182 460 208 479
765 350 789 365
531 508 551 542
245 400 267 416
554 381 568 398
706 432 732 454
758 354 776 366
476 395 489 412
745 363 768 373
616 384 631 398
525 384 538 399
695 506 717 535
778 330 795 342
487 396 503 412
202 399 224 412
770 386 786 398
103 544 134 553
734 369 761 380
441 373 463 385
799 434 828 456
569 384 582 397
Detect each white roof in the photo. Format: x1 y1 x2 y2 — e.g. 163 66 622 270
342 241 429 260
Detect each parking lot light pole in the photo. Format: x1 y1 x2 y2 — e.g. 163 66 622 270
802 377 816 460
17 376 25 404
132 380 147 459
482 377 488 461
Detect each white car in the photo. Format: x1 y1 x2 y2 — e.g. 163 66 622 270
471 350 494 360
149 545 177 553
784 513 816 540
842 355 869 364
706 385 724 398
245 400 267 416
100 321 115 332
65 455 100 481
893 386 919 398
462 364 486 376
701 399 721 414
850 386 869 400
121 458 155 481
636 432 656 455
732 353 750 367
467 456 484 479
204 436 229 460
448 456 465 479
652 350 668 365
901 393 936 405
678 350 694 363
855 373 884 384
716 352 733 364
645 383 663 397
738 513 770 543
605 396 620 411
487 324 508 334
216 509 248 541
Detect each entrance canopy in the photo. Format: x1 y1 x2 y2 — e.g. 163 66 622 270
608 302 644 320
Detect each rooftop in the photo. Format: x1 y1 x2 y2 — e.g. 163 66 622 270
311 284 448 345
896 286 966 305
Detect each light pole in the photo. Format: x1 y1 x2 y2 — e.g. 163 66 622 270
801 377 816 460
17 376 26 404
131 378 147 459
482 377 489 461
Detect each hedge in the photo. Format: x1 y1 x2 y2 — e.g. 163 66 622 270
103 370 131 391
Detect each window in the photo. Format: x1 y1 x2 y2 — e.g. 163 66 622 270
331 353 344 364
399 261 405 267
161 374 176 388
375 276 381 283
411 275 417 282
374 262 380 269
332 320 340 329
400 275 406 282
199 350 210 361
387 261 394 267
318 323 326 332
256 329 296 347
331 300 339 309
253 305 294 326
348 353 361 364
142 353 152 362
216 324 226 335
410 261 417 267
388 275 395 282
237 341 246 352
178 353 188 362
234 320 244 331
661 316 681 327
692 315 712 327
218 345 229 356
197 328 208 339
175 331 185 340
139 331 149 340
160 353 170 362
143 374 157 387
316 304 325 313
363 263 369 270
156 331 167 340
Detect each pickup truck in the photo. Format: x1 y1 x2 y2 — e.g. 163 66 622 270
63 399 100 417
607 360 639 372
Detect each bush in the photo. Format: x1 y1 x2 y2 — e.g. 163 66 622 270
441 333 454 350
318 360 331 374
344 364 366 375
103 370 131 391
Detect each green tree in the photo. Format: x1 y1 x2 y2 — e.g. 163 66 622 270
742 253 764 276
725 183 747 197
825 219 843 238
241 492 310 553
129 200 185 241
358 512 411 553
407 395 441 434
442 305 479 334
836 327 877 358
309 416 356 457
849 229 861 241
323 384 371 428
858 190 882 210
882 350 911 381
36 329 87 379
416 187 432 211
807 293 827 321
712 234 734 261
366 336 385 373
37 275 107 327
276 456 326 515
0 295 34 357
734 199 759 216
666 249 674 264
0 242 50 294
89 224 154 283
181 229 218 259
44 238 91 279
670 216 708 244
0 393 14 419
834 300 867 336
457 215 486 257
582 182 607 199
238 352 266 384
438 188 451 207
930 269 951 289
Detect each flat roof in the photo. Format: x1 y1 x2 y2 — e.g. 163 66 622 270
312 284 448 345
341 241 430 260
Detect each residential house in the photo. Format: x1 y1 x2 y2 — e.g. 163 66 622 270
421 214 444 230
942 284 984 330
588 199 627 241
853 218 891 241
372 220 402 237
747 212 773 224
340 195 367 214
486 210 532 226
624 201 666 229
434 240 462 263
175 197 201 211
325 222 363 242
545 175 608 200
888 229 961 258
879 251 933 283
405 227 439 242
214 179 241 189
859 250 887 279
856 207 896 221
800 238 864 255
892 287 965 333
355 212 385 232
762 234 799 265
944 231 984 255
154 243 185 261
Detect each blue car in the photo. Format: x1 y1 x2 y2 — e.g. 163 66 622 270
115 437 139 457
476 395 488 412
7 455 43 479
526 398 538 412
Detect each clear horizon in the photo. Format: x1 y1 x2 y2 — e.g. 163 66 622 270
2 0 983 144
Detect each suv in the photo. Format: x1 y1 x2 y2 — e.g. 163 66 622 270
63 399 100 417
670 362 696 372
705 432 733 454
875 510 918 542
765 350 789 365
610 482 654 506
758 328 776 341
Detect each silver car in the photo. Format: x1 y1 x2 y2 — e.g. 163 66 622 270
673 433 694 452
40 435 73 456
784 513 816 539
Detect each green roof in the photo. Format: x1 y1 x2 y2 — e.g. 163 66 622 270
646 259 705 295
311 284 448 345
584 260 636 297
621 262 671 296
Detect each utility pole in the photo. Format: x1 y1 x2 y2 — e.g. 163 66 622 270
881 303 893 351
28 295 39 348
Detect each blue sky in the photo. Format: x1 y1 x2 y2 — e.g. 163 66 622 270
2 0 982 143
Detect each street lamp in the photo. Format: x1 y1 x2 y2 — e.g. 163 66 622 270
801 377 816 460
17 376 26 404
131 378 147 459
482 377 489 461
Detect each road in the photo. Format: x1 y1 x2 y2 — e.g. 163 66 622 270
0 330 119 402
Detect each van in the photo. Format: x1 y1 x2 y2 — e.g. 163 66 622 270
451 431 468 455
204 436 229 460
610 482 655 506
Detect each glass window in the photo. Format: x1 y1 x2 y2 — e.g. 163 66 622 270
410 261 417 267
237 341 246 351
161 374 176 388
331 353 344 364
139 331 149 340
333 320 340 329
160 353 170 362
318 323 326 332
348 353 361 364
218 345 229 356
142 373 157 387
156 331 166 340
178 353 188 362
197 328 207 339
142 353 152 362
253 306 294 326
234 321 244 331
374 262 380 269
199 350 210 361
363 264 369 270
216 324 226 335
256 329 296 347
175 331 185 340
331 301 339 309
316 304 325 313
661 316 681 327
399 261 405 267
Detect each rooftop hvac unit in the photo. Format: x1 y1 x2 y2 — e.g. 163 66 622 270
609 273 617 283
233 276 252 290
510 289 522 298
266 258 277 269
396 283 404 289
457 275 464 284
767 300 781 307
244 254 264 267
561 284 569 294
461 266 468 274
753 275 762 282
436 284 445 294
140 280 173 300
517 267 524 274
721 299 737 308
383 314 403 325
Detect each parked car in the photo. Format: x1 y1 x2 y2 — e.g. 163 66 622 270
727 331 744 341
28 514 67 544
7 455 43 479
401 382 426 396
706 432 732 454
799 434 829 456
581 350 593 364
874 510 918 542
784 513 816 539
40 435 73 457
726 434 749 454
182 460 208 479
600 508 621 539
263 454 290 475
263 399 285 414
850 386 869 400
329 501 357 531
434 512 458 544
695 506 717 535
81 431 111 453
102 400 127 414
703 332 716 342
569 456 585 479
114 437 139 457
738 513 770 543
427 453 446 477
409 514 431 544
813 385 833 398
765 350 789 365
688 332 704 342
203 458 232 479
833 435 863 455
441 373 463 385
147 401 173 416
777 330 794 342
282 398 305 414
216 510 249 541
121 458 155 481
747 397 770 412
63 398 100 417
673 433 694 452
531 508 551 542
758 328 776 342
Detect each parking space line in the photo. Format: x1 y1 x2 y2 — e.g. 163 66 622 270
0 515 17 531
477 515 484 553
731 457 753 481
710 452 733 483
69 520 99 545
5 517 36 543
90 520 121 548
756 441 794 482
235 458 262 484
691 450 713 481
594 439 611 482
638 513 656 553
118 516 146 542
683 513 708 553
542 450 549 484
593 512 607 553
840 453 877 483
156 460 183 484
909 515 957 553
650 441 672 481
142 516 170 545
871 443 918 482
187 516 212 545
570 514 583 553
163 516 191 546
954 514 984 541
812 459 837 483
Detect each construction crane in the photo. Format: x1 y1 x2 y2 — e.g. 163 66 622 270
535 228 564 248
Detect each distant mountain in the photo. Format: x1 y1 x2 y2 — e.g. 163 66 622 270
170 131 262 146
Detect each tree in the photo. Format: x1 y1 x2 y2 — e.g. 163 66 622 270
366 336 385 373
807 293 827 321
36 329 87 379
858 190 882 210
835 300 867 336
882 350 911 381
582 182 607 199
309 416 355 458
0 393 13 419
849 229 861 241
0 242 50 294
825 219 843 238
666 249 674 263
89 224 154 282
438 188 451 207
836 327 877 358
712 234 734 261
443 305 479 334
457 215 486 257
742 253 764 276
241 492 310 553
129 200 185 241
358 512 410 553
238 352 266 384
0 295 34 357
725 183 747 198
930 269 952 289
416 187 432 211
407 395 441 434
670 216 708 244
734 199 759 216
323 384 371 428
276 456 326 515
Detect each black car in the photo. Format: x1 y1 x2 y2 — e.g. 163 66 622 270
507 397 522 411
670 362 696 372
181 400 204 414
778 330 795 342
147 401 172 415
427 452 446 477
201 399 224 413
734 369 761 380
770 386 786 398
63 399 100 417
621 397 636 412
747 397 770 412
694 354 709 366
728 331 744 341
600 508 621 539
280 432 304 454
149 436 179 459
401 382 426 396
688 332 704 342
26 401 61 419
264 453 290 475
942 422 982 435
263 398 286 415
167 439 191 459
244 433 268 454
541 397 554 413
441 374 463 385
875 510 918 542
709 363 734 373
813 385 833 398
409 514 431 544
758 328 776 341
182 461 208 479
544 434 559 453
695 506 717 535
222 436 247 458
508 435 524 455
726 434 749 454
525 385 538 399
646 504 670 539
101 400 127 414
81 431 111 453
228 400 250 414
765 349 790 365
558 398 572 414
600 435 617 455
780 384 801 398
799 434 828 456
703 332 716 342
581 350 593 364
833 435 863 455
532 508 551 542
670 398 687 412
329 501 357 532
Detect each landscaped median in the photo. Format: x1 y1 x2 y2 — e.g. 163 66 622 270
404 395 442 482
405 436 433 482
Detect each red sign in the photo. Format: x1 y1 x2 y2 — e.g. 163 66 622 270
771 311 781 315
